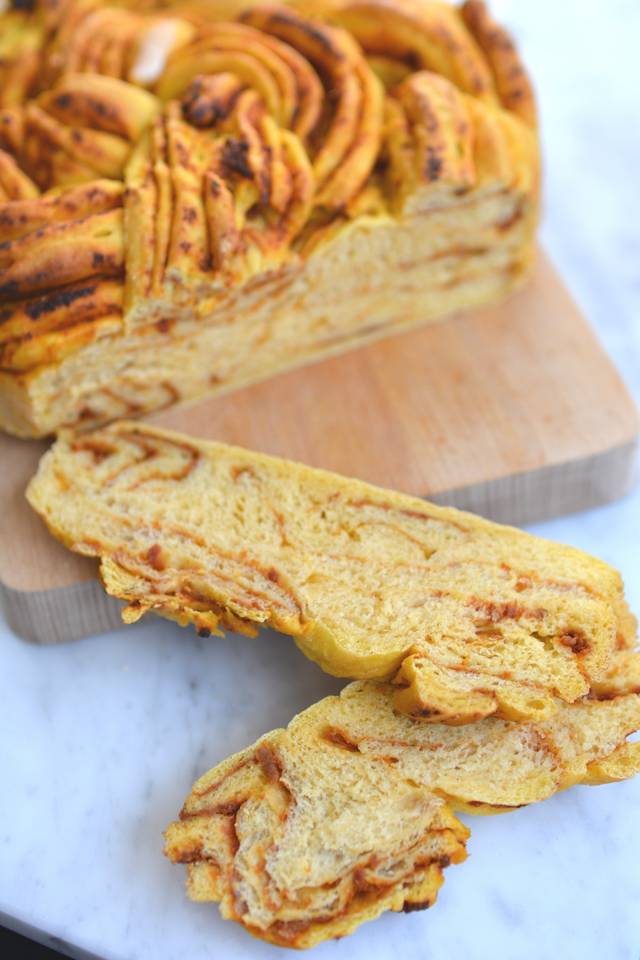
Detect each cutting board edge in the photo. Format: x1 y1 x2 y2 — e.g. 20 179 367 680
0 578 128 646
429 436 639 523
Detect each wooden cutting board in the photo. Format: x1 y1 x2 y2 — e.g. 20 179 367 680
1 251 638 645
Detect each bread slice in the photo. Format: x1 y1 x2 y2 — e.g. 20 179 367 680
26 421 636 725
163 677 640 947
0 0 539 438
163 683 471 949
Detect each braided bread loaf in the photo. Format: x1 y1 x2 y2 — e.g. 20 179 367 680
26 422 637 726
0 0 538 437
163 677 640 947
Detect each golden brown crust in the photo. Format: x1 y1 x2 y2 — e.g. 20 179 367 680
0 208 124 302
0 148 39 203
0 0 539 437
460 0 537 127
0 277 123 373
0 8 45 109
384 69 476 214
0 108 26 157
0 178 123 243
240 3 386 207
329 0 498 101
39 1 197 90
37 73 161 141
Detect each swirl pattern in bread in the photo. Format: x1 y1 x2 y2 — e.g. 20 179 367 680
0 0 539 437
163 676 640 946
26 422 637 726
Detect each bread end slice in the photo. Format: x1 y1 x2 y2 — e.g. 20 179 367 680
163 721 468 948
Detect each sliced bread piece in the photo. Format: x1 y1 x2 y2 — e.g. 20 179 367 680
27 421 636 725
163 686 470 949
163 677 640 946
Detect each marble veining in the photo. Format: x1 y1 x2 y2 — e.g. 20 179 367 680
2 2 640 958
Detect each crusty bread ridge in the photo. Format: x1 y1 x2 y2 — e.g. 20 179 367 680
163 676 640 947
26 421 637 726
0 0 539 438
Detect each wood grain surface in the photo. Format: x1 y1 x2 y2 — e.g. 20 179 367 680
1 251 637 644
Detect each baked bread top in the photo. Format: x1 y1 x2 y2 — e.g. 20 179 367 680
0 0 539 436
27 422 637 725
163 676 640 947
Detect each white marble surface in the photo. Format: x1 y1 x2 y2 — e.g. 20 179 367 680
2 1 640 958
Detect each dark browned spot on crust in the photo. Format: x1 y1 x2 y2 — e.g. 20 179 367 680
460 0 536 125
323 728 360 752
182 74 243 128
402 898 431 913
256 744 283 784
267 567 279 582
410 707 445 719
22 283 99 321
252 8 340 59
0 279 20 301
221 138 254 180
175 141 189 166
424 150 442 182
